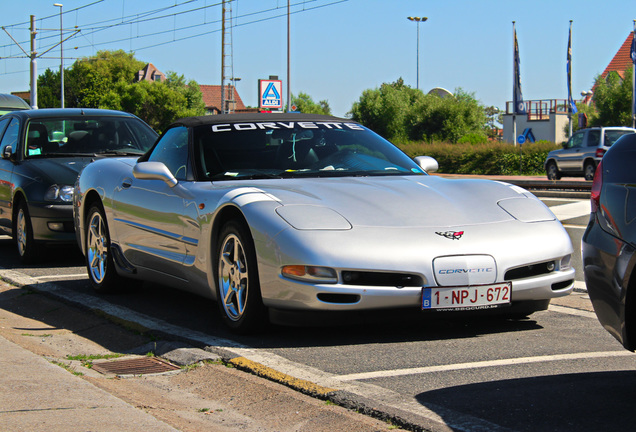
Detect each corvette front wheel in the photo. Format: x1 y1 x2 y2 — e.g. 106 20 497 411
85 204 122 293
216 220 265 333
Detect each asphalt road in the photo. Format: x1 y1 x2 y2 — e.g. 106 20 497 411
2 197 635 432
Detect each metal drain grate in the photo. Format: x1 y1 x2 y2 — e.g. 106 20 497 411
92 357 180 376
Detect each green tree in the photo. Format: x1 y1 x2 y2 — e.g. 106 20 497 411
350 78 424 140
407 88 486 143
350 80 486 143
290 92 332 115
37 68 61 108
100 73 205 132
590 68 634 127
37 50 205 131
484 106 503 140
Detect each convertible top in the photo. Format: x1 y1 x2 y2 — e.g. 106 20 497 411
170 113 352 128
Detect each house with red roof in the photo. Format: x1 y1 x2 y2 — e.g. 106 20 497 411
600 32 634 81
200 84 253 114
134 63 165 83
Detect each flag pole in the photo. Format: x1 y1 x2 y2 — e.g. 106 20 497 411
512 21 517 146
568 21 573 138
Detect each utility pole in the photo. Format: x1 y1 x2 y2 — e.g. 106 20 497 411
2 14 79 109
3 16 39 108
30 16 38 108
221 1 235 114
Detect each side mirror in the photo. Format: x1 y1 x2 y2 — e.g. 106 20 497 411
2 145 15 161
414 156 439 173
133 161 178 187
561 142 568 149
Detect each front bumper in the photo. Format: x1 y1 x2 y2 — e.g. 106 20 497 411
27 202 76 243
260 268 575 312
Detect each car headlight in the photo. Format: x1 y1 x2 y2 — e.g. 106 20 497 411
282 265 338 284
44 185 74 202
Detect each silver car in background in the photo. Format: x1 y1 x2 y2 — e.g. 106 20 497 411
74 113 575 333
545 126 636 180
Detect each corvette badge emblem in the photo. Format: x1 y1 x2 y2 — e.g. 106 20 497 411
435 230 464 240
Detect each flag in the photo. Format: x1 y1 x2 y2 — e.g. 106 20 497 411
513 26 526 115
631 31 636 65
567 22 577 114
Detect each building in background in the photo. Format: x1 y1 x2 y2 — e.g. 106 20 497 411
504 32 635 144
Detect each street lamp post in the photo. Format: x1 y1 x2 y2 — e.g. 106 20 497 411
230 77 241 113
407 16 427 90
54 3 64 108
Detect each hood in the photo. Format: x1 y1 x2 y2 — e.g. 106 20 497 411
242 176 555 229
23 157 94 186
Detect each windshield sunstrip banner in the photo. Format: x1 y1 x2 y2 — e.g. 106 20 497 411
210 122 364 132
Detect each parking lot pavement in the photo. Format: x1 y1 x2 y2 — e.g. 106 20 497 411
0 280 406 432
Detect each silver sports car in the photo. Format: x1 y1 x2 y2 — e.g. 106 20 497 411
73 113 575 332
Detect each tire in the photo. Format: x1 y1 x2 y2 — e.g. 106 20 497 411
584 161 596 181
546 161 561 180
85 203 123 293
14 200 39 264
216 220 266 333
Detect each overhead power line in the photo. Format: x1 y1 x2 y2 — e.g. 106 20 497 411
0 0 349 77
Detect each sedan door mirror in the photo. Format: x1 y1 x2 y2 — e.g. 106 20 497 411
414 156 439 173
133 161 178 187
1 145 15 162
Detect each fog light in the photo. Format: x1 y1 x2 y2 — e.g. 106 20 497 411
47 222 65 232
282 265 337 283
546 262 555 272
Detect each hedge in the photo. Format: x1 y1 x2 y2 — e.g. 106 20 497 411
396 140 560 176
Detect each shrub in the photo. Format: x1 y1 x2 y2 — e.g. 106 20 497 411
397 140 560 176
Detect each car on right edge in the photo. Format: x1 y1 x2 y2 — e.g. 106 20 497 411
582 132 636 350
545 126 636 180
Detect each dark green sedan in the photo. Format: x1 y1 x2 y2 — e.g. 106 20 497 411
0 108 157 263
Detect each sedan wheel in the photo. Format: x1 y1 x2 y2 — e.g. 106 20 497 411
15 201 39 263
216 221 265 333
86 204 121 293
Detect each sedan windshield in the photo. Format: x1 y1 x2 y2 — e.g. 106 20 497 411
194 121 425 180
24 116 157 158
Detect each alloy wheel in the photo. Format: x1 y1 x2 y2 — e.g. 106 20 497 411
218 233 248 322
87 211 108 284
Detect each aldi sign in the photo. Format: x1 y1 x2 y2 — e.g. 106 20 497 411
259 79 283 109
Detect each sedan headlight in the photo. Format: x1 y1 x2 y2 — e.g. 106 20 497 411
44 185 74 202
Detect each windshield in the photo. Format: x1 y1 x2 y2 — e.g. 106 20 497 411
24 116 158 158
194 121 425 180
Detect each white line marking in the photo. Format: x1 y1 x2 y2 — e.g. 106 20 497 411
334 351 634 382
549 200 590 221
561 224 587 229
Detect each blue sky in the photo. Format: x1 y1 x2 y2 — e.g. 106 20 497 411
1 0 634 117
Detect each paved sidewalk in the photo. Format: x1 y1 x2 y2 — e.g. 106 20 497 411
0 334 180 432
0 281 405 432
